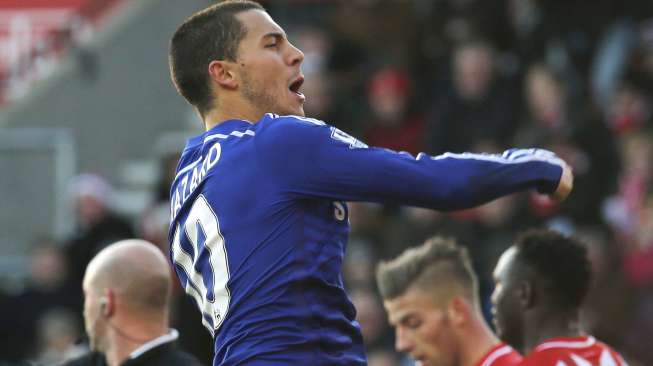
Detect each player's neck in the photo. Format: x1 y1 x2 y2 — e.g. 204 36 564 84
460 317 500 366
202 101 261 131
523 310 581 354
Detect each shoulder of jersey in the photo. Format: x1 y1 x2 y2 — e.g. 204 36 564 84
523 337 627 366
260 113 327 128
478 344 523 366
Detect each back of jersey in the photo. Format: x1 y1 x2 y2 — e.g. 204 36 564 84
168 116 364 366
523 336 629 366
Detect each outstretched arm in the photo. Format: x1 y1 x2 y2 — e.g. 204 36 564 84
257 117 573 210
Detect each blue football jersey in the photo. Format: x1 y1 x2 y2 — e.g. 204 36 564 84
168 113 564 365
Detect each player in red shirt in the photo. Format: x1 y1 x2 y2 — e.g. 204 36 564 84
491 229 629 366
376 237 522 366
519 336 628 366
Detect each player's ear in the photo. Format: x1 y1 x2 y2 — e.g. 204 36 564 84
517 280 534 309
208 60 238 90
447 296 469 326
101 289 116 317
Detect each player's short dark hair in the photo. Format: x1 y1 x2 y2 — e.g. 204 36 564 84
376 237 478 304
169 0 264 114
514 229 592 310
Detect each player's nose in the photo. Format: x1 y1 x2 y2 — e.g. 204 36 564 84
395 328 412 353
287 41 304 67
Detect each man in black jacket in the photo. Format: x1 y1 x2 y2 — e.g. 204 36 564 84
62 239 205 366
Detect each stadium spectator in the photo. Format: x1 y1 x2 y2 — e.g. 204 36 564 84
0 240 81 362
64 174 134 294
491 229 629 365
34 308 84 364
605 82 651 134
376 236 522 366
362 67 425 156
515 63 619 224
425 40 519 154
63 239 205 366
603 132 652 239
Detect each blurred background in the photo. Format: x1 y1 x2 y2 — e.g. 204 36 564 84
0 0 652 365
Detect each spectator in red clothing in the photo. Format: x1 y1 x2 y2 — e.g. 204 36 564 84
492 229 628 365
377 237 522 366
363 67 425 156
606 82 651 134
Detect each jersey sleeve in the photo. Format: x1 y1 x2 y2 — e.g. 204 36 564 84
256 116 564 211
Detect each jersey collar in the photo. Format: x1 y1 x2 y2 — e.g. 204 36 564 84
535 336 595 352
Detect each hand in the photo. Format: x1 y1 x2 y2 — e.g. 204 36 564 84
550 161 573 202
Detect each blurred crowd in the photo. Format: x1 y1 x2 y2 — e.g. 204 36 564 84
2 0 653 365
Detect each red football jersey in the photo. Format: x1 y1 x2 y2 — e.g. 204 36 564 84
475 343 523 366
521 336 628 366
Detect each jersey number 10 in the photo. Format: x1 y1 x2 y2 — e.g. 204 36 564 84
171 195 231 335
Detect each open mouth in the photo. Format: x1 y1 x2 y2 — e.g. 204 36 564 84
289 76 304 96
